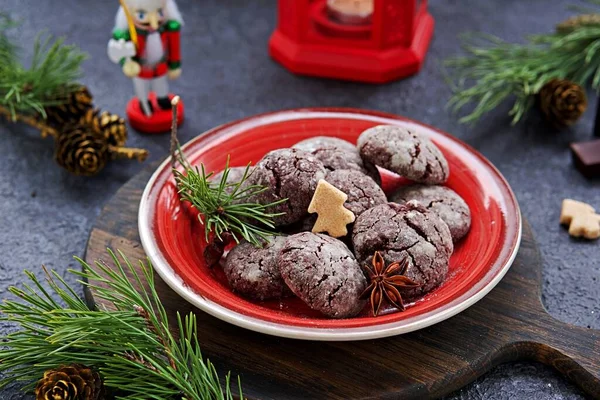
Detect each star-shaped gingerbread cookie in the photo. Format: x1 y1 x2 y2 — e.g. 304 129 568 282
308 179 356 238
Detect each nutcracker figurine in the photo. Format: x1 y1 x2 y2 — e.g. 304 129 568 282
107 0 184 133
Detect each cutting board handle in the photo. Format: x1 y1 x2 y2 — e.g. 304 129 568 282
541 317 600 397
503 312 600 398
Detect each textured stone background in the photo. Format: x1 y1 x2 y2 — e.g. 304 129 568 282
0 0 598 398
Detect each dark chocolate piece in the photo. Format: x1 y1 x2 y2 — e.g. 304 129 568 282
570 139 600 178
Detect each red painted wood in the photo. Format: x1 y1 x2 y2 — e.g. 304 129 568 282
269 0 434 83
126 92 184 134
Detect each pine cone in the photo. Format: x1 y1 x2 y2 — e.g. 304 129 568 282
557 14 600 34
35 364 104 400
538 78 587 128
45 86 94 127
79 108 128 147
54 123 109 176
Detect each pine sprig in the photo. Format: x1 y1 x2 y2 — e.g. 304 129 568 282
0 250 242 400
0 13 18 66
445 5 600 125
0 13 86 120
173 157 286 247
170 98 286 247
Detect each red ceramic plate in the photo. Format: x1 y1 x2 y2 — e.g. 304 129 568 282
138 109 522 341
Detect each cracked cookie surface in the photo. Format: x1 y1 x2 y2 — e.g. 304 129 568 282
279 232 367 318
325 169 387 217
357 125 449 184
294 136 358 153
245 148 326 226
293 136 381 184
352 201 453 300
211 166 250 195
391 184 471 242
224 236 288 300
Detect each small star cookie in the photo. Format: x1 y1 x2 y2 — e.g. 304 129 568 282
308 179 356 238
560 199 600 240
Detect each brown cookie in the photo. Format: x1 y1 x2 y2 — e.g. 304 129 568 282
294 136 357 153
279 232 367 318
281 170 385 245
390 185 471 242
352 201 453 300
293 136 381 184
223 236 289 301
280 213 318 235
244 148 326 226
357 125 449 184
211 166 250 195
326 169 387 217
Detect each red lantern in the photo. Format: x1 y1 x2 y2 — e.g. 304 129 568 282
269 0 434 83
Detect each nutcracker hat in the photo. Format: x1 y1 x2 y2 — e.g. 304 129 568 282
115 0 184 30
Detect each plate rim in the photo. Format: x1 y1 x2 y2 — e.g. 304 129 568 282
138 108 522 341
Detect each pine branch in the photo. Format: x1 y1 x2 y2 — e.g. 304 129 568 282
0 15 86 120
169 98 286 247
445 6 600 125
0 103 149 162
0 13 18 66
0 250 242 400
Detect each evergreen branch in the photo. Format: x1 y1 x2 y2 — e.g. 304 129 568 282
445 9 600 124
0 103 56 135
0 103 150 161
169 98 285 247
0 16 86 120
0 250 241 400
0 13 18 66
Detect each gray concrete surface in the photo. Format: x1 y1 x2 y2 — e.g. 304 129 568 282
0 0 597 398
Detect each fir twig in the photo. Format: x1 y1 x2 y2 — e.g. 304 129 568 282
0 103 149 161
0 14 86 120
169 98 285 247
0 13 18 66
0 250 242 400
445 4 600 125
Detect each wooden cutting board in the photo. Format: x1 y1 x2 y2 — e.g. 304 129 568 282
84 162 600 400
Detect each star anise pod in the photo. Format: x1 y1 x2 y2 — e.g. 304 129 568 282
360 252 420 316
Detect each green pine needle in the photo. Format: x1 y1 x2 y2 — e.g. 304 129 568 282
445 6 600 125
0 250 242 400
171 138 286 247
0 13 86 120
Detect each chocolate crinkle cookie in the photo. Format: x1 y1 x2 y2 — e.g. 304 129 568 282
352 201 453 300
211 166 249 194
280 213 318 235
326 169 386 217
244 148 326 226
223 236 289 301
391 184 471 242
293 136 357 153
293 136 381 185
357 125 449 184
279 232 367 318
